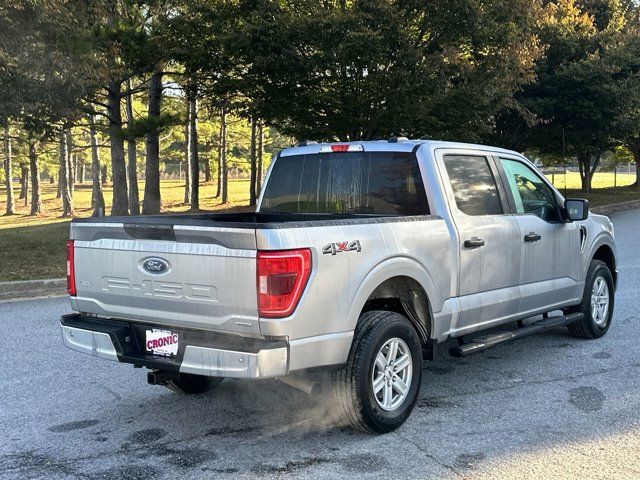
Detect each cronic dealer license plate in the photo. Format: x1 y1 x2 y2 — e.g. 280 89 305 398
145 329 179 357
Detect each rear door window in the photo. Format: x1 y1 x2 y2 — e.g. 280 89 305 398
260 151 429 215
444 155 503 216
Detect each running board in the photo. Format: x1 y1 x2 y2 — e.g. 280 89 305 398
449 313 584 358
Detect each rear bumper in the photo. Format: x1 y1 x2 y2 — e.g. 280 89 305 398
60 314 288 379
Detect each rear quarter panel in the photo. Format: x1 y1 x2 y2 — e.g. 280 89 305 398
256 217 452 341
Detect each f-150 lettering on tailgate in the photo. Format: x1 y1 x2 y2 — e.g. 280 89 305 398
101 277 218 302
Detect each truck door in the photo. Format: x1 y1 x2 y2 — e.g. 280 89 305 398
495 157 580 314
437 151 522 333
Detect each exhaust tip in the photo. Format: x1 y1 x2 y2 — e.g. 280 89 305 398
147 371 158 385
147 370 172 385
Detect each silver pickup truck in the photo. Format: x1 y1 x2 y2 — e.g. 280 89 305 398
61 139 616 433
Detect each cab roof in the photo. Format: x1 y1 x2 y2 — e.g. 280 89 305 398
279 139 522 158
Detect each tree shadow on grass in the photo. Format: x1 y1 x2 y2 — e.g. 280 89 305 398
0 221 70 281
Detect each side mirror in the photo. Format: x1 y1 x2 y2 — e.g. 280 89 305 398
564 198 589 221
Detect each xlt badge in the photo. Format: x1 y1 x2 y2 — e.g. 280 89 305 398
322 240 362 255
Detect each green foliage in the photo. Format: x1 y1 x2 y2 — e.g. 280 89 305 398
122 113 182 140
0 1 101 135
495 0 640 190
215 0 543 142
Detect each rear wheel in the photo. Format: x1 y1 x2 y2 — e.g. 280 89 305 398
567 259 614 339
333 310 422 434
165 373 223 394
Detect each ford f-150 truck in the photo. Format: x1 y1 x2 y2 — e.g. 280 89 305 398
61 139 616 433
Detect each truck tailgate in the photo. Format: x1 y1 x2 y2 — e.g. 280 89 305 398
70 220 259 335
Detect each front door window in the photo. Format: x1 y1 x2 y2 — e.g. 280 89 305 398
500 158 559 222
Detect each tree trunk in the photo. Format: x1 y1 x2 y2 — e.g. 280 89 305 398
79 161 85 184
142 67 163 215
107 79 129 216
59 130 73 217
249 117 257 207
221 107 228 204
125 78 140 215
628 139 640 188
101 165 108 185
22 166 29 207
28 139 42 215
183 117 191 204
3 125 15 215
19 166 28 200
215 112 222 198
257 122 264 195
577 152 596 193
56 161 63 198
204 157 211 183
88 114 105 216
66 131 75 197
187 83 199 210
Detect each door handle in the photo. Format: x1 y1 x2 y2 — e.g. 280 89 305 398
524 232 542 243
464 237 485 249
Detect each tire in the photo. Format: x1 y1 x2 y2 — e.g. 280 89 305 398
332 310 423 434
566 259 614 339
165 373 223 394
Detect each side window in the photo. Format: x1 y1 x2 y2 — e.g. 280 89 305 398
444 155 503 216
500 158 559 222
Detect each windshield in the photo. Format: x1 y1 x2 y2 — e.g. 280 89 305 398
260 151 429 215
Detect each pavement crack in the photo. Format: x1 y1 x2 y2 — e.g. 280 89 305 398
393 431 465 478
101 386 122 401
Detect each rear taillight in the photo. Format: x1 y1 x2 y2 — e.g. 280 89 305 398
66 240 76 296
257 249 311 318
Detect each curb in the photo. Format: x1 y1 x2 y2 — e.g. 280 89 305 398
0 278 66 301
0 199 639 302
591 199 640 216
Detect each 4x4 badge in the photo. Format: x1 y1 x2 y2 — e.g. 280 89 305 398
322 240 362 255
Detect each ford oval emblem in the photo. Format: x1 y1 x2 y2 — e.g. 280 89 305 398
142 257 169 275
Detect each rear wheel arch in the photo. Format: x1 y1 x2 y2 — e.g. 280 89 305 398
360 276 432 345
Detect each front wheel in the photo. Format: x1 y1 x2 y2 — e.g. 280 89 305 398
333 310 423 434
567 259 614 339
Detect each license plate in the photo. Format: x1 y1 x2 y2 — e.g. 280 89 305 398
145 329 179 357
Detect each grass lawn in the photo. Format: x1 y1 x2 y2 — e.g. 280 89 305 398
0 179 251 282
539 171 640 206
0 171 637 282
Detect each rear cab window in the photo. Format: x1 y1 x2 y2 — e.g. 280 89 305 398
260 151 429 215
443 154 503 216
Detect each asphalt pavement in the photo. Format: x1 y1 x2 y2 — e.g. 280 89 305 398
1 209 640 479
